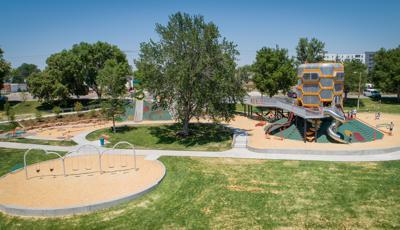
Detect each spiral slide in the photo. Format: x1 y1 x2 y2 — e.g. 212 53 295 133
324 106 348 144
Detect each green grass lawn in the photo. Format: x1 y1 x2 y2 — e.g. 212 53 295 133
0 99 102 119
0 122 20 132
0 147 65 177
0 152 399 229
343 97 400 113
86 123 233 151
10 101 49 115
0 138 77 146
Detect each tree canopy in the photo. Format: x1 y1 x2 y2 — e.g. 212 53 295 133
371 46 400 100
71 42 128 98
27 71 69 102
296 37 326 64
252 46 296 97
9 63 40 83
0 48 11 91
27 41 129 101
135 12 247 135
343 60 367 98
97 59 131 132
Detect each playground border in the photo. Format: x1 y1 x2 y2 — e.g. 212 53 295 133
247 145 400 156
0 159 166 217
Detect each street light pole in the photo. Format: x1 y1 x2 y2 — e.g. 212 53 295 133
357 71 362 110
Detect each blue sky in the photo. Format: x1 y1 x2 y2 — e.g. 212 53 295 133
1 0 399 69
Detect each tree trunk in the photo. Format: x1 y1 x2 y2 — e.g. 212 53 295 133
182 116 190 137
397 85 400 102
112 115 116 133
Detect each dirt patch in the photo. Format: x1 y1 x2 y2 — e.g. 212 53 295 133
226 185 264 193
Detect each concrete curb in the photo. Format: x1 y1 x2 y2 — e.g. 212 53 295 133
0 160 166 217
247 145 400 156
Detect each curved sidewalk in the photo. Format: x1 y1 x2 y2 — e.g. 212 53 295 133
1 139 400 162
0 122 397 162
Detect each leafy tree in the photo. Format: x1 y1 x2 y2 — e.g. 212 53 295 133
97 60 131 132
296 37 326 63
71 42 129 99
343 60 367 99
10 63 40 83
27 71 68 102
252 46 296 97
0 48 12 92
46 50 88 98
27 42 128 101
371 46 400 101
135 12 246 136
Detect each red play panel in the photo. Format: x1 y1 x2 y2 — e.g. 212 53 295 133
353 132 365 142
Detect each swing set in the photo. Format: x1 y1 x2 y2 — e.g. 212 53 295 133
23 141 138 179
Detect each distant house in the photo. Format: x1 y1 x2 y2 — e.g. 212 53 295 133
1 83 28 93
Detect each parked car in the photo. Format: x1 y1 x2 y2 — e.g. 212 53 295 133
287 91 297 98
363 89 381 98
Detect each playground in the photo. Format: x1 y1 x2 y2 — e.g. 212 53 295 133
0 143 166 216
228 112 399 150
231 63 398 150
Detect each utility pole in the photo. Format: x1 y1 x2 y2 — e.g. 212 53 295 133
357 71 362 110
354 71 362 110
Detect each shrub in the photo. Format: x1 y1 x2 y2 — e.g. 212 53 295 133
4 101 10 116
74 102 83 116
8 109 15 122
89 109 97 118
35 110 43 122
52 106 62 118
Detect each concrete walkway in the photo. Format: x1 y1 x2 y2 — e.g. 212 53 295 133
0 120 399 162
1 136 400 162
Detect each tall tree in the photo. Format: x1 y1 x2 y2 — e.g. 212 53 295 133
296 37 326 63
135 12 246 136
0 48 11 92
10 63 40 83
71 42 129 98
27 42 128 101
27 71 68 102
371 46 400 101
343 60 367 100
46 50 88 97
252 46 296 97
97 60 131 132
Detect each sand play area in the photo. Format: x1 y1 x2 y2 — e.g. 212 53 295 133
29 120 113 140
0 154 165 213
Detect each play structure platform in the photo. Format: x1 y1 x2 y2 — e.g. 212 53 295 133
243 96 384 144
